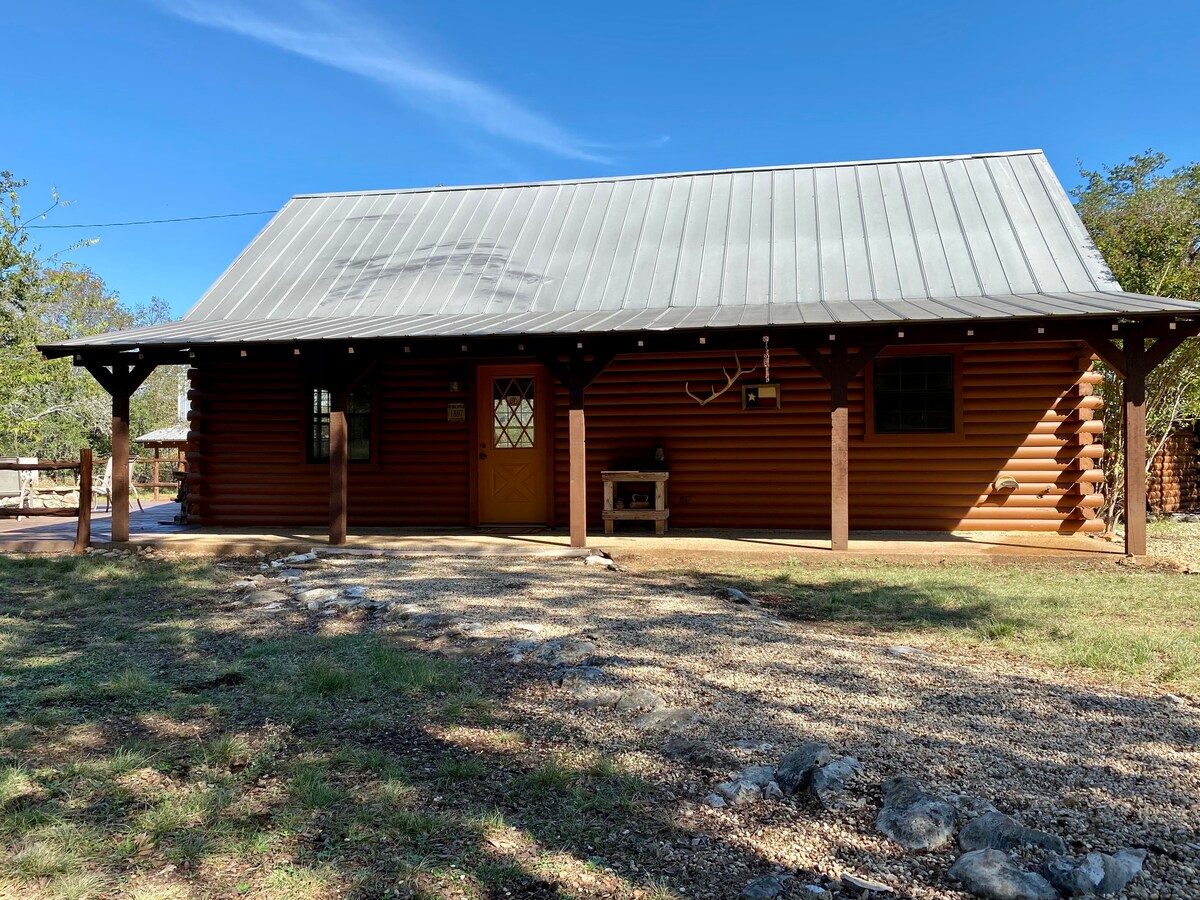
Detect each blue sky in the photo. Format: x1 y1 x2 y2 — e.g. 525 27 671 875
9 0 1200 319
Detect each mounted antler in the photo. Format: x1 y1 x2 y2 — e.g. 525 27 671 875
685 352 757 406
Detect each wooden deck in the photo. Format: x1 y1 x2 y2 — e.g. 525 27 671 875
0 501 1123 558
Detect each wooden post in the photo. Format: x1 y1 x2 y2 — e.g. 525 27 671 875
112 392 131 542
1124 338 1148 556
568 360 587 549
74 448 92 553
829 346 850 552
152 448 161 500
329 386 349 546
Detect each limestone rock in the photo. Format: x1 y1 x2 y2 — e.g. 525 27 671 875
876 776 956 851
733 765 777 788
584 554 617 569
949 794 1000 821
716 780 763 805
959 811 1065 854
295 588 336 604
613 688 665 713
534 639 597 666
719 587 759 606
342 585 367 598
703 793 726 808
811 756 864 809
740 874 790 899
243 590 288 606
775 742 832 794
950 850 1056 900
1044 849 1146 896
663 738 734 770
841 873 894 893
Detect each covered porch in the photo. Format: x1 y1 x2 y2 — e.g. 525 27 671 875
0 499 1126 558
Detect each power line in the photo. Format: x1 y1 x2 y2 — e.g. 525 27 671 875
25 209 279 229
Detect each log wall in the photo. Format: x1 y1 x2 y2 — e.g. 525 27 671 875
1148 425 1200 513
553 342 1105 532
186 359 470 526
186 342 1104 533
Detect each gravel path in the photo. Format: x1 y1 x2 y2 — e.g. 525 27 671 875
264 552 1200 899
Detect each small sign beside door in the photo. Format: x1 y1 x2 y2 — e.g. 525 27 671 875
447 402 467 423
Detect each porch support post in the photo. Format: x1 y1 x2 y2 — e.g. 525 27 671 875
534 343 620 549
329 385 349 546
1122 337 1148 557
112 391 131 542
829 347 851 551
84 359 156 543
568 360 587 549
797 341 884 552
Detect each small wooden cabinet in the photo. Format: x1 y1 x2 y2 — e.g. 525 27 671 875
601 470 669 535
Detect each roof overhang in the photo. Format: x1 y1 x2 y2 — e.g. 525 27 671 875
38 292 1200 361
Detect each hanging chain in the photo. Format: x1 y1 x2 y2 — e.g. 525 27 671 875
762 335 771 383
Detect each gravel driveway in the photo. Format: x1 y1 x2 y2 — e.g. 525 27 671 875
263 552 1200 899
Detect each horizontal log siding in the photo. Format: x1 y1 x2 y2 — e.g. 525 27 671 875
1148 426 1200 513
553 343 1105 532
186 359 469 526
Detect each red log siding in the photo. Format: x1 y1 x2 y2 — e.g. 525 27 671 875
186 342 1104 533
552 343 1105 532
1148 425 1200 513
186 359 470 526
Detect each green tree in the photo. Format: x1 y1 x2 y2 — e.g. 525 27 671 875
1072 151 1200 526
0 173 183 460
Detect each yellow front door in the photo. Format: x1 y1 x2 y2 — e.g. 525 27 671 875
477 366 547 524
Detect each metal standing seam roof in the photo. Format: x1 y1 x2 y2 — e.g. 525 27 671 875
45 149 1198 353
135 424 190 443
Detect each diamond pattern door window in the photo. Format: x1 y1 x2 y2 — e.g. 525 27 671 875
492 377 536 449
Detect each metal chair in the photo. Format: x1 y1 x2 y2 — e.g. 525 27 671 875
95 457 143 513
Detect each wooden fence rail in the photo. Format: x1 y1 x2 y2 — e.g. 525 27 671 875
0 449 93 551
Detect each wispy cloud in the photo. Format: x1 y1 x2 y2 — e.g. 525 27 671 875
157 0 611 163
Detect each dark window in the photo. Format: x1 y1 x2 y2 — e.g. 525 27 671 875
872 355 955 434
308 383 372 462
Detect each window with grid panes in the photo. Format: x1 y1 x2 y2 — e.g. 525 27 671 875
308 383 372 462
872 355 955 434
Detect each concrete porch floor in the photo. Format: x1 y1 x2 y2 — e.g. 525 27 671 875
0 500 1123 558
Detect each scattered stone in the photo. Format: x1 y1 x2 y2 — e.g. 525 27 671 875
775 742 832 794
811 756 864 809
959 811 1066 854
533 639 597 666
579 690 623 709
632 707 698 730
553 666 605 687
763 781 784 801
278 568 304 578
390 603 425 618
887 645 930 658
511 622 543 634
718 586 759 606
731 765 777 787
283 552 317 564
799 885 831 898
876 776 957 851
243 590 288 606
703 793 726 808
1044 849 1146 896
949 849 1056 900
342 585 368 598
949 794 1000 821
716 780 763 805
841 873 894 893
740 874 790 899
447 621 486 638
257 602 285 612
295 588 336 604
584 554 617 569
305 600 323 612
613 688 665 713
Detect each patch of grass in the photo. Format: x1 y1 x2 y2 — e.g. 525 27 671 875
289 766 343 809
0 764 36 807
302 661 359 696
262 863 338 900
198 733 250 770
101 668 158 701
515 758 577 794
700 557 1200 691
436 756 487 782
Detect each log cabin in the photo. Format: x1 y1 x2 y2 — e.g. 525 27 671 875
42 149 1200 554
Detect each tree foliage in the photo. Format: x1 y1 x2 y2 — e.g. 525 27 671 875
1072 151 1200 524
0 173 183 460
